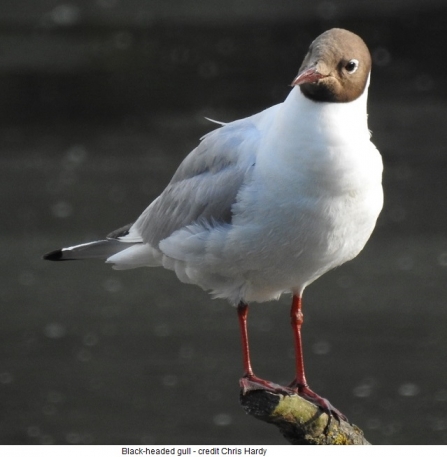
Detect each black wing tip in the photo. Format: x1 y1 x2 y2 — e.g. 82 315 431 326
43 249 69 261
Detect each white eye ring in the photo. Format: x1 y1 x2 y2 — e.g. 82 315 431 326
345 59 359 74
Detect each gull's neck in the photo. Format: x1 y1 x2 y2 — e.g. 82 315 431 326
271 78 371 154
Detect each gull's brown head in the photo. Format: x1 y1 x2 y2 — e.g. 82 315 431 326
292 28 372 103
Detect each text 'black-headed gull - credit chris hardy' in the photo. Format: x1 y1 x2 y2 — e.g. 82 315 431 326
44 28 383 421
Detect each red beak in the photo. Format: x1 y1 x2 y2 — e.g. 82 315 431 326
291 66 324 86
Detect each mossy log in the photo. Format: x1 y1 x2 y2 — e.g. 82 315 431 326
240 388 370 445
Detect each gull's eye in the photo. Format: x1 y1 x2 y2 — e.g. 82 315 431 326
345 59 359 74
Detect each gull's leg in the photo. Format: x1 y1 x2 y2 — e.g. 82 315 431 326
238 302 294 394
237 301 254 377
289 294 348 422
290 294 308 388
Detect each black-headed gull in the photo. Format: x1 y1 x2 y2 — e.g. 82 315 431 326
45 28 383 421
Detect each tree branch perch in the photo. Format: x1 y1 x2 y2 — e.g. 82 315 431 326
240 388 370 445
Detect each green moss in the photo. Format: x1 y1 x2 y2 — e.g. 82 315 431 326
271 394 329 437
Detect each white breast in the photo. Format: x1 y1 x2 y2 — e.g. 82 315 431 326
225 86 383 300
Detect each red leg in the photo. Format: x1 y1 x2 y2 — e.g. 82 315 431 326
290 294 308 388
289 294 348 421
237 302 254 377
237 302 295 394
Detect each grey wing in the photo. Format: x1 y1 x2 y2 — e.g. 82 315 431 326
133 118 261 247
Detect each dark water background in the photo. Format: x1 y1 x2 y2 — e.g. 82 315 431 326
1 0 447 445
